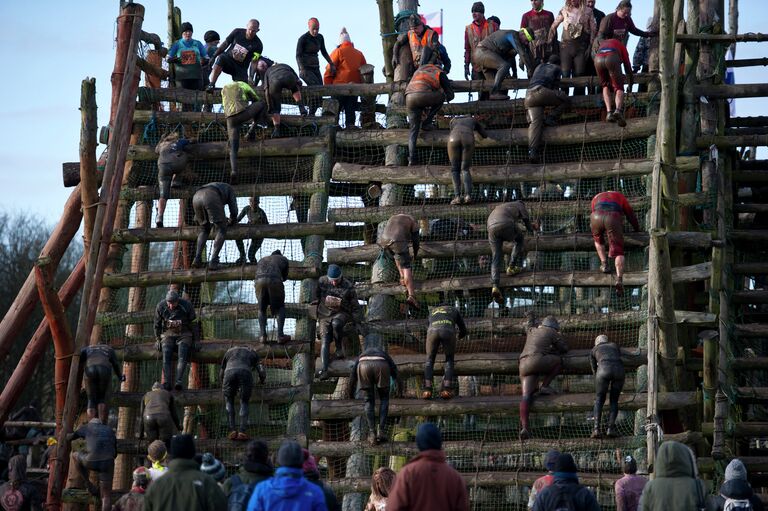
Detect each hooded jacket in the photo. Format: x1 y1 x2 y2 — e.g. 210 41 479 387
0 455 43 511
246 466 327 511
143 458 227 511
387 450 469 511
531 474 600 511
705 459 765 511
222 461 274 497
639 441 707 511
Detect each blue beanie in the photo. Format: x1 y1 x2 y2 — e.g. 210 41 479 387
327 264 342 280
544 450 561 471
416 422 442 451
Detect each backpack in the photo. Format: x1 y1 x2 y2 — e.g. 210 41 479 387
724 497 752 511
227 474 257 511
550 484 575 511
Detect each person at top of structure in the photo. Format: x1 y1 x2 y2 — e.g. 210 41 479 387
527 450 560 510
447 116 488 205
235 196 270 265
112 466 149 511
140 381 181 448
598 0 657 48
615 455 647 511
297 17 335 116
392 14 443 79
531 453 601 511
312 264 365 381
201 30 220 92
378 213 421 309
590 190 640 295
167 22 208 98
80 341 124 424
547 0 597 92
323 27 368 129
518 311 568 440
0 454 43 511
524 54 571 163
253 249 290 344
365 467 396 511
422 304 467 400
154 289 199 391
594 35 633 127
253 58 307 138
348 346 400 445
154 132 196 228
486 201 538 304
520 0 557 71
404 50 454 166
70 418 117 511
587 0 606 29
589 334 625 438
472 29 534 99
221 345 266 441
464 2 499 100
221 80 266 182
191 181 239 270
208 19 263 89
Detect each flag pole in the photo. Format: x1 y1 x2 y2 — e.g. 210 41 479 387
440 9 444 44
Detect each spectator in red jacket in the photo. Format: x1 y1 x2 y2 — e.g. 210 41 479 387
590 190 640 295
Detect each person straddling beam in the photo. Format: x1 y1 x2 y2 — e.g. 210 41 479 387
154 289 199 391
422 304 467 400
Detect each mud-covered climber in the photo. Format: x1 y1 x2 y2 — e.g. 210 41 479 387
254 249 290 344
447 116 488 205
594 35 634 127
590 190 640 296
525 54 571 163
235 196 270 265
378 213 421 309
167 22 208 99
518 311 569 440
208 19 263 89
312 264 365 380
253 59 307 138
486 201 538 304
221 346 266 441
70 418 117 511
140 382 181 448
589 334 625 438
392 14 442 79
520 0 557 71
155 133 196 228
423 304 467 400
464 2 499 100
348 347 400 445
154 289 199 391
472 29 534 99
222 80 267 183
404 49 454 166
191 181 239 270
548 0 598 92
80 342 123 424
296 17 335 116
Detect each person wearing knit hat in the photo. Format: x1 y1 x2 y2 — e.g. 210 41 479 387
200 453 227 484
144 435 226 511
303 449 341 511
313 264 365 380
112 467 149 511
532 454 600 511
154 286 198 390
147 439 169 481
296 18 335 116
388 423 468 510
464 0 498 101
520 0 557 71
589 333 625 438
527 450 560 510
246 441 326 510
167 22 208 106
705 458 764 511
614 455 647 511
392 13 443 80
378 214 422 308
323 27 368 130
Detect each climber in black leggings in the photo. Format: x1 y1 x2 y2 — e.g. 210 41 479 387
590 334 625 438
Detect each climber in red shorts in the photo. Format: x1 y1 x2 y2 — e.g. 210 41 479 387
590 190 640 296
594 37 633 127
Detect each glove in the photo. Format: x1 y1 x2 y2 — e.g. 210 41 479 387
167 56 180 64
391 55 399 69
464 63 470 81
329 64 337 78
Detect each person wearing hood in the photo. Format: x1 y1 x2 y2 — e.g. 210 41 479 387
303 449 340 511
589 334 625 438
387 423 469 511
113 466 150 511
223 440 274 496
246 440 327 511
323 28 367 129
706 458 765 511
615 455 647 511
527 450 560 510
531 453 600 511
638 440 707 511
0 454 43 511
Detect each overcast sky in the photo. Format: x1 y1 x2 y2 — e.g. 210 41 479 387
0 0 764 224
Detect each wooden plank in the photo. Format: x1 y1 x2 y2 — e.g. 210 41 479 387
732 290 768 304
114 339 310 362
133 109 336 127
111 222 336 244
120 182 324 201
732 263 768 275
678 33 768 42
113 384 309 407
697 134 768 148
127 136 326 160
96 303 310 326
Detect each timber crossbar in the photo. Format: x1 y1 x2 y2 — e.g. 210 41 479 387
112 384 309 407
111 222 336 244
114 339 310 362
96 303 310 326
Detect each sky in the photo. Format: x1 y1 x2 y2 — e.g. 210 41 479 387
0 0 765 224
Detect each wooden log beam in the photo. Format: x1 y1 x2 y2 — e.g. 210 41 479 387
112 222 336 244
328 231 712 264
732 263 768 275
332 157 698 185
353 263 711 298
4 421 57 429
731 357 768 370
677 32 768 42
694 83 768 99
311 392 695 420
731 230 768 243
128 136 326 160
732 290 768 304
327 192 708 223
137 57 169 80
698 457 768 474
729 117 768 128
725 57 768 67
120 182 324 201
336 116 658 149
97 302 310 326
115 339 309 362
702 421 768 437
733 172 768 184
115 435 307 455
133 109 336 127
735 323 768 337
113 384 309 407
103 261 317 288
698 134 768 148
736 387 768 401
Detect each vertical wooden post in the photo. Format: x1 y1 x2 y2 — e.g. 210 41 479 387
702 330 718 421
376 0 396 82
80 78 99 258
680 0 700 155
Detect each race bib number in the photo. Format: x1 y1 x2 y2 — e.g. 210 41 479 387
231 43 248 62
324 295 342 311
180 50 197 65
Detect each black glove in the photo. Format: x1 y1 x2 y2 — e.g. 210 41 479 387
155 337 162 352
329 64 337 78
167 56 180 64
464 63 470 81
391 55 399 69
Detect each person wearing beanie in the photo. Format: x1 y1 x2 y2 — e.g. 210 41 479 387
532 453 600 511
0 454 43 511
140 381 182 448
392 14 442 80
366 467 396 511
79 341 123 424
154 287 199 390
221 345 267 440
520 0 557 71
303 449 341 511
222 439 274 497
705 458 764 511
378 214 422 308
388 423 468 511
296 18 335 116
464 1 499 100
313 264 365 380
246 441 327 510
348 346 401 445
615 455 647 511
144 435 226 511
113 466 150 511
208 19 263 89
323 27 367 129
638 441 706 511
167 22 208 106
69 418 117 511
252 248 290 343
200 453 227 484
527 450 560 510
589 334 625 438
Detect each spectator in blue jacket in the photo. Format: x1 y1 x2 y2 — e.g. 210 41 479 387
246 440 327 511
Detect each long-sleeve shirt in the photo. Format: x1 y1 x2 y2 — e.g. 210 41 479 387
296 31 332 70
599 12 651 47
153 298 197 339
590 191 640 231
222 347 266 382
349 347 400 395
615 474 648 511
81 345 122 377
520 9 556 42
465 18 499 64
428 305 467 338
